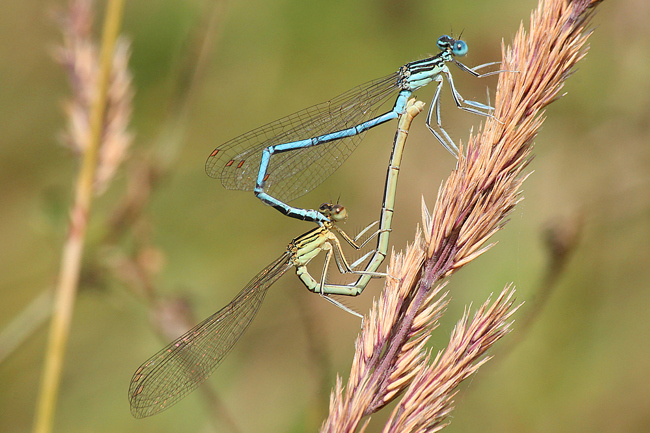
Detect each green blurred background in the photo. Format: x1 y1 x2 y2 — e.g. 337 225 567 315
1 0 649 432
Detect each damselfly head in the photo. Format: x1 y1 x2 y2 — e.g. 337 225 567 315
437 35 468 57
318 203 348 222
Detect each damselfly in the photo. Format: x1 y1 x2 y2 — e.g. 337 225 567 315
128 204 381 418
206 35 499 224
128 99 426 418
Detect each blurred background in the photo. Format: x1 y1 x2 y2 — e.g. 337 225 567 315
1 0 648 432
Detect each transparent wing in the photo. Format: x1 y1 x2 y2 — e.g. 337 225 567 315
205 72 401 203
128 252 293 418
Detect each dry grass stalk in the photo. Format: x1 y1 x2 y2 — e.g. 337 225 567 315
34 1 130 432
55 0 134 195
322 0 603 431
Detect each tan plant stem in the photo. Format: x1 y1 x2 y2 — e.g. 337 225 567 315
33 1 126 432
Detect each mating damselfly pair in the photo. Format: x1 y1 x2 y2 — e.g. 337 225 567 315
129 35 501 418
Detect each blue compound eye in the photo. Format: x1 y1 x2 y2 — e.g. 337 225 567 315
452 40 468 56
437 35 452 51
